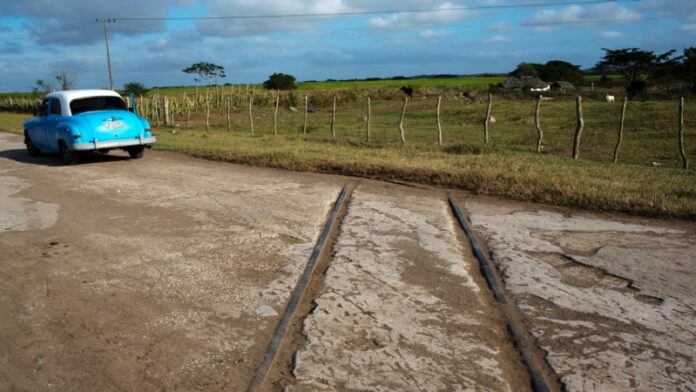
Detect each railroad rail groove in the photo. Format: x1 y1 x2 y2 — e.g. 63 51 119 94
247 185 352 392
449 195 559 392
250 187 559 391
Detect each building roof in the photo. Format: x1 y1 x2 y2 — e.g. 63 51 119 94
500 76 550 89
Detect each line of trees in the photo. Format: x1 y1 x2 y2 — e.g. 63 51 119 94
510 47 696 97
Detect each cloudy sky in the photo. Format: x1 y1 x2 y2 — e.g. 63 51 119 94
0 0 694 92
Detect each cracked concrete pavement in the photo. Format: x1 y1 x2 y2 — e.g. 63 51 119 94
464 198 696 392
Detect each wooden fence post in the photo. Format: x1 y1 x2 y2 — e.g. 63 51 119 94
535 95 543 152
572 96 584 160
249 95 255 134
154 95 160 127
331 96 336 140
303 96 308 134
679 97 689 169
170 97 175 126
205 94 210 131
366 96 371 143
163 96 170 126
185 95 191 129
227 96 232 132
613 96 628 163
436 96 443 146
273 93 280 135
484 92 492 144
399 97 408 144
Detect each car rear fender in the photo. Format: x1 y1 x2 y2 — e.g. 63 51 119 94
55 119 89 150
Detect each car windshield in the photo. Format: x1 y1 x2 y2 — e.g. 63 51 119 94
70 96 127 115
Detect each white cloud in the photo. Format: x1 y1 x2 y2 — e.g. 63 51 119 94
419 29 451 38
524 3 641 27
533 26 553 34
487 23 514 32
597 31 624 39
682 23 696 32
368 2 477 29
485 34 508 42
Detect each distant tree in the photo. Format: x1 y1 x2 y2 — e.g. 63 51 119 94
55 72 75 90
537 60 584 86
123 81 148 96
595 47 679 96
32 79 54 96
263 73 297 90
677 47 696 93
510 63 541 78
182 62 226 85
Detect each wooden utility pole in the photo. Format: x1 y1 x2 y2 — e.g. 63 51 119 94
97 18 115 90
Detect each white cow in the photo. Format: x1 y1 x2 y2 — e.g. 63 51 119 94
606 95 615 102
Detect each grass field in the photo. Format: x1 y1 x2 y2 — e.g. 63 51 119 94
297 76 508 90
2 96 694 219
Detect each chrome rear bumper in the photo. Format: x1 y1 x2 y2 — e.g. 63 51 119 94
73 136 156 151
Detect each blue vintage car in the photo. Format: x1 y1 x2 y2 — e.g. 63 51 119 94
23 89 156 164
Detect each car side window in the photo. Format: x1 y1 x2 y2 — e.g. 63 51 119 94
40 99 49 116
49 98 62 115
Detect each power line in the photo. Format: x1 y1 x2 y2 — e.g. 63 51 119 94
523 16 674 26
114 0 640 21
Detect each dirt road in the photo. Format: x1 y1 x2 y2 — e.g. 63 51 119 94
1 131 694 391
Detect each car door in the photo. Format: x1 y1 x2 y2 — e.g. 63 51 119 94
28 98 50 150
44 98 63 151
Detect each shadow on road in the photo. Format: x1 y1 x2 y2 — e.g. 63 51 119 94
0 148 131 166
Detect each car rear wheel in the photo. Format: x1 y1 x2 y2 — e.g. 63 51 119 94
59 140 79 165
127 146 145 159
25 133 41 156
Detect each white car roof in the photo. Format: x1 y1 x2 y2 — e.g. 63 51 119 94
46 89 122 101
44 89 125 116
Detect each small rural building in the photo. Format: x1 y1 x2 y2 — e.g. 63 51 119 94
551 81 574 93
500 76 550 92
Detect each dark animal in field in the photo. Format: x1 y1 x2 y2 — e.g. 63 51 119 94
459 91 475 101
400 86 414 98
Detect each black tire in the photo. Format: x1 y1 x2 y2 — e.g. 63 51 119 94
59 141 79 165
127 146 145 159
25 132 41 156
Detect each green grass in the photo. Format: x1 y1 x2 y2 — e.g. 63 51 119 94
296 76 506 90
1 95 694 219
153 131 696 219
0 112 28 132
